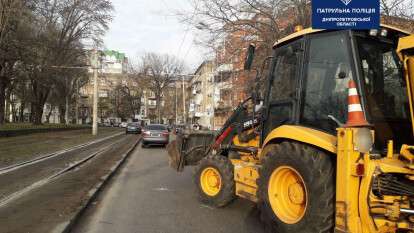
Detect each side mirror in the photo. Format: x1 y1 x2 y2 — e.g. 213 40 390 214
244 44 256 70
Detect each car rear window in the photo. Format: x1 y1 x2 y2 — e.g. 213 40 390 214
145 125 166 130
128 123 139 126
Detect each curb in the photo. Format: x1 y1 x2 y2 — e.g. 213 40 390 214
58 136 142 233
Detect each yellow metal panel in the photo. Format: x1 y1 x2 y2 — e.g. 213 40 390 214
274 24 409 48
232 159 259 202
406 58 414 135
397 35 414 60
262 125 337 154
335 128 363 233
232 130 260 148
273 28 323 47
359 153 382 233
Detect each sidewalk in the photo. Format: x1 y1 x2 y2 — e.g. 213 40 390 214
0 128 123 168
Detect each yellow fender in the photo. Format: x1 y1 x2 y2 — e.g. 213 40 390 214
262 125 337 154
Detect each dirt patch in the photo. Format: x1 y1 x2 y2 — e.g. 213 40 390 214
0 128 123 168
0 135 139 233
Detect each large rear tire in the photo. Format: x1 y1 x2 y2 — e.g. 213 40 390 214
194 155 236 207
258 142 335 233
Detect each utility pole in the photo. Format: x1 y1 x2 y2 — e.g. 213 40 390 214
92 49 99 136
182 75 186 124
175 80 178 125
75 79 79 124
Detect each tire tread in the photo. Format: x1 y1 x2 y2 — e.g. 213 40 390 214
257 142 335 233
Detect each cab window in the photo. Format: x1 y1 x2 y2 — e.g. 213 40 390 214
301 33 353 133
269 42 300 102
262 41 302 139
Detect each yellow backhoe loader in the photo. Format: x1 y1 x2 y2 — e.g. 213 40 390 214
167 25 414 233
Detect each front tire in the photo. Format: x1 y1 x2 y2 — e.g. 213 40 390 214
258 142 335 233
194 155 236 207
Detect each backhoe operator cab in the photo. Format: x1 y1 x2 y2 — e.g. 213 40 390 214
263 26 413 151
167 25 414 233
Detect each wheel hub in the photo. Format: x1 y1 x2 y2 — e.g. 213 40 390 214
200 167 222 196
268 166 308 224
208 175 219 187
288 182 305 205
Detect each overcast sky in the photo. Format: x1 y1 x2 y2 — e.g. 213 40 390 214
103 0 205 72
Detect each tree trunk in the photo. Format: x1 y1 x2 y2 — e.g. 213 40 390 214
5 89 11 123
19 102 25 122
46 107 53 123
30 79 51 125
59 104 66 124
65 94 69 125
0 78 6 125
11 102 17 123
156 95 161 124
32 103 44 125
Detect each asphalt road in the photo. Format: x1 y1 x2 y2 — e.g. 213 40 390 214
72 143 266 233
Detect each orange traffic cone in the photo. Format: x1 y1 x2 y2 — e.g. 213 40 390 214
344 80 370 128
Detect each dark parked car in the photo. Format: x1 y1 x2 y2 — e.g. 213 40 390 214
126 122 142 134
142 124 169 148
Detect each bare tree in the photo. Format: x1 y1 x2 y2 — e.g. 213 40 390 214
381 0 414 18
108 72 145 121
0 0 113 125
0 0 29 125
184 0 414 60
27 0 113 124
180 0 310 59
381 0 414 31
140 53 184 123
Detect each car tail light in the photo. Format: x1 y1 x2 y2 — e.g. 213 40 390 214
162 131 169 137
143 131 150 136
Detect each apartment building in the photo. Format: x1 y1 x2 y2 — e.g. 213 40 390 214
188 61 215 129
78 49 131 124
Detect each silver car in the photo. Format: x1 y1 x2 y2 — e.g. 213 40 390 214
126 122 142 134
142 124 169 148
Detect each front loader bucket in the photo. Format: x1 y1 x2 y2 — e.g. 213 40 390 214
166 130 216 172
166 139 184 172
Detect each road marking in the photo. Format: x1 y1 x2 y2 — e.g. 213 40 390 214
152 187 172 192
200 204 215 210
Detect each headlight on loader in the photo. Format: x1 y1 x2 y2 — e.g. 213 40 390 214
354 128 373 153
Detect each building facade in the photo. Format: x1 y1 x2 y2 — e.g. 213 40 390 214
188 61 215 129
78 49 132 124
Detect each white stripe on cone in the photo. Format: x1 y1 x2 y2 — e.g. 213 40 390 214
349 88 358 96
348 104 363 112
